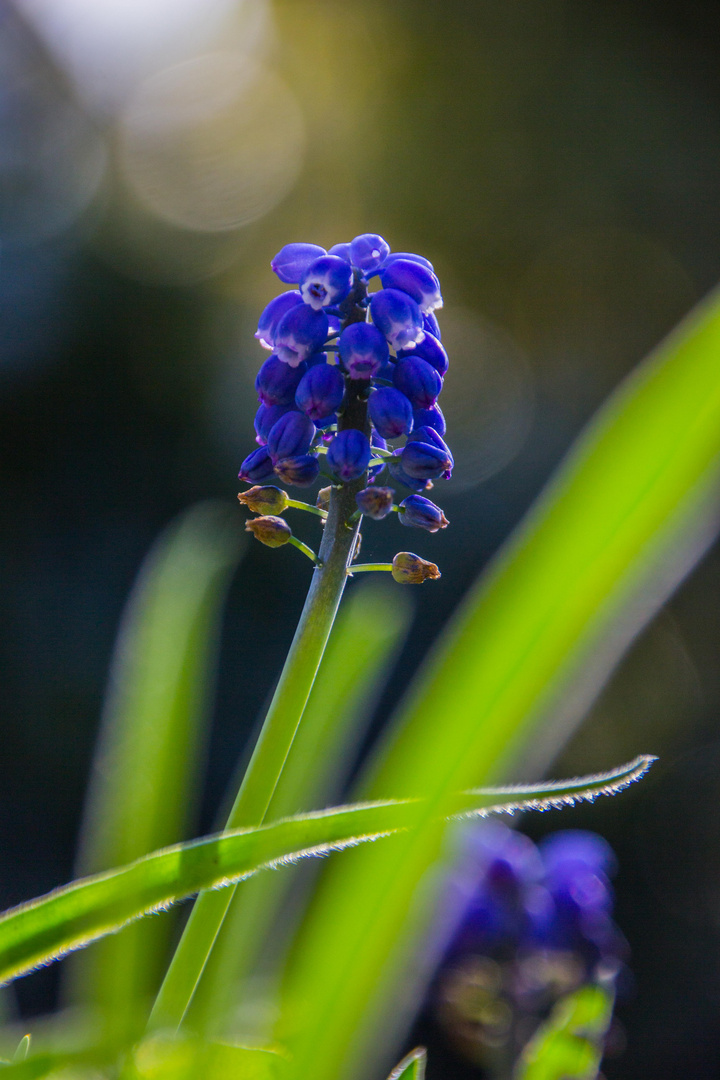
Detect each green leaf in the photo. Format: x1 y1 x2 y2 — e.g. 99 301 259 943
516 985 614 1080
0 758 648 987
65 503 244 1041
131 1034 289 1080
188 582 411 1037
386 1048 426 1080
279 288 720 1080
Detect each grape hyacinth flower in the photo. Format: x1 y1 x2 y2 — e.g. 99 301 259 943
380 258 443 313
238 232 452 581
370 288 425 351
338 322 389 380
255 291 303 350
300 255 353 310
271 242 326 284
274 304 329 367
434 822 627 1072
255 354 307 406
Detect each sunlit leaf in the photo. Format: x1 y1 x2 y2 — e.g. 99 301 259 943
516 984 614 1080
65 502 244 1042
0 758 648 987
280 288 720 1080
386 1047 426 1080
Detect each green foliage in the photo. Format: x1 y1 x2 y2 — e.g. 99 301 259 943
385 1048 426 1080
0 759 647 988
515 985 614 1080
66 503 244 1040
279 290 720 1080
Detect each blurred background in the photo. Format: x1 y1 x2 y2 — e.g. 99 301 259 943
1 0 720 1075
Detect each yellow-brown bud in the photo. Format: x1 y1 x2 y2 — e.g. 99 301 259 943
316 486 333 512
391 551 441 584
237 486 289 515
245 515 292 548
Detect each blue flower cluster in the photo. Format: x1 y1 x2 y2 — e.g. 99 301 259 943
238 234 451 534
434 823 625 1066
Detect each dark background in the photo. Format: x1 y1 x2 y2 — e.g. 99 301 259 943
1 1 720 1076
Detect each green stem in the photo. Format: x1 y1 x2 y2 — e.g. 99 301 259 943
288 536 319 562
286 499 328 520
148 279 372 1034
349 563 393 574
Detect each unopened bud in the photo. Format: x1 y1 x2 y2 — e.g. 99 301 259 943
355 487 395 520
245 515 292 548
391 551 441 584
238 486 289 515
316 486 333 511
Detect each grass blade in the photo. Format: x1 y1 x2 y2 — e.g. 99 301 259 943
65 503 244 1038
0 757 647 987
279 288 720 1080
386 1048 426 1080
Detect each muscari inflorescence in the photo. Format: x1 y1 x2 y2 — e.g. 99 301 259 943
435 823 625 1069
237 234 451 583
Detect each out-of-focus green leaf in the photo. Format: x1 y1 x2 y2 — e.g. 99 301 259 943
0 758 648 987
515 985 614 1080
65 502 244 1042
386 1048 426 1080
189 582 411 1037
131 1033 289 1080
280 289 720 1080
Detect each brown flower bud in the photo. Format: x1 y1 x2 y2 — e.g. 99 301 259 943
316 486 333 512
355 486 395 520
245 515 292 548
238 486 289 515
391 551 441 584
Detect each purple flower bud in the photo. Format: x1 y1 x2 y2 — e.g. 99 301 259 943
274 454 320 487
398 494 449 532
326 429 371 482
382 251 435 273
271 243 326 284
329 242 353 262
349 233 390 274
368 386 413 439
267 410 316 462
391 551 441 584
408 425 454 475
356 486 395 520
398 332 448 376
422 311 442 340
380 259 443 314
413 405 446 436
388 460 431 492
338 322 389 380
400 439 452 480
295 363 345 422
254 403 292 443
370 289 425 351
238 446 275 483
393 356 443 408
315 412 337 429
255 354 307 406
300 255 354 311
274 303 329 367
540 831 617 882
255 291 303 349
